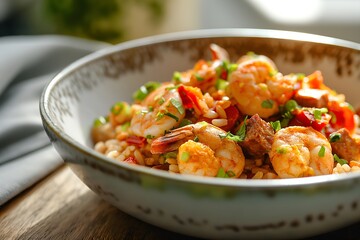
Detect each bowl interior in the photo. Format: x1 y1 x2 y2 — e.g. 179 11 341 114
42 29 360 175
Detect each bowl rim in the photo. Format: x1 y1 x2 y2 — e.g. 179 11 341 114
40 28 360 189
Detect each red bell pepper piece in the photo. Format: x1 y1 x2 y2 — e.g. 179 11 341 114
177 85 202 113
222 105 240 132
126 135 146 148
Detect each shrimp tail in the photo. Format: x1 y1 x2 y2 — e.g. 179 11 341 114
150 128 194 154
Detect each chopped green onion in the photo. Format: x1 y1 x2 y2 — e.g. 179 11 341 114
295 73 306 80
146 135 155 139
318 146 326 157
226 171 235 178
172 71 182 83
285 100 299 112
215 79 228 90
93 116 107 127
329 132 341 143
111 102 124 115
216 168 235 178
216 168 227 178
170 98 184 114
276 147 287 154
158 97 165 105
156 112 164 120
261 99 274 109
164 112 179 122
180 151 190 162
269 70 278 77
179 118 192 127
193 136 199 142
133 81 161 101
270 120 281 132
313 108 328 120
334 154 348 165
120 122 130 131
164 152 177 159
194 73 204 81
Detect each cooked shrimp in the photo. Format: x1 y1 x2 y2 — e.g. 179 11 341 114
228 57 295 118
150 122 245 177
174 44 230 92
269 126 334 178
129 83 185 138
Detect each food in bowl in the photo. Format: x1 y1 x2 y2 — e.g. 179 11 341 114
91 43 360 179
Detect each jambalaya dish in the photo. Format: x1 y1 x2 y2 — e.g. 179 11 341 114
92 44 360 179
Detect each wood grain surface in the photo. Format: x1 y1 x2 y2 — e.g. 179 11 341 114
1 165 359 240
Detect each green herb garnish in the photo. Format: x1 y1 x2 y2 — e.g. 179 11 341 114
270 120 281 132
170 98 184 114
334 154 348 165
215 79 228 90
194 73 204 81
180 151 190 162
133 81 161 101
164 112 179 122
261 99 274 109
313 108 328 120
172 71 182 83
318 146 326 157
329 132 341 143
93 116 107 127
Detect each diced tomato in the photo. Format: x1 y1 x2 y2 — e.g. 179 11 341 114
124 156 138 165
328 101 355 133
307 71 324 89
178 85 203 112
126 135 146 148
290 109 331 132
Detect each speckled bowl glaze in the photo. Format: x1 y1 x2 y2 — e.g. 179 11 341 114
40 29 360 239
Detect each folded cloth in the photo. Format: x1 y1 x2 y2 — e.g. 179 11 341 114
0 35 110 205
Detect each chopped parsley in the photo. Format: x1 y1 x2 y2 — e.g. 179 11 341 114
219 116 247 142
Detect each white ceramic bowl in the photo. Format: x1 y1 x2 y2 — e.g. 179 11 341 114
40 29 360 239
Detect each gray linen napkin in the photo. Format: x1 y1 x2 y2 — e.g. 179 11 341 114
0 35 109 205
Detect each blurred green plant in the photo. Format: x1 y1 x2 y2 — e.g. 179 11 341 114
42 0 165 43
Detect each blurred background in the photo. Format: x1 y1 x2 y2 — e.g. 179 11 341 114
0 0 359 44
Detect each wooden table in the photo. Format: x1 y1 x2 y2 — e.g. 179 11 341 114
1 165 359 240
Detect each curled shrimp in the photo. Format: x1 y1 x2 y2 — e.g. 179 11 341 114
174 44 229 92
228 57 295 118
129 83 185 138
151 122 245 177
269 126 334 178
